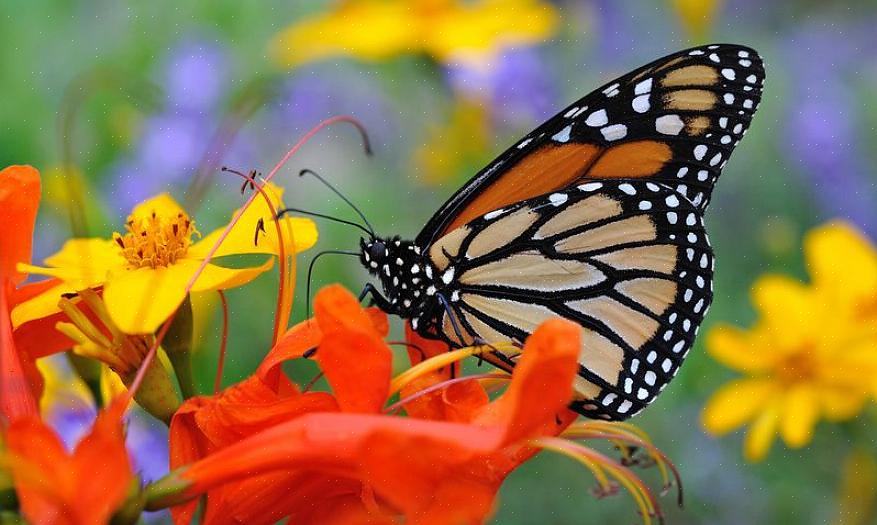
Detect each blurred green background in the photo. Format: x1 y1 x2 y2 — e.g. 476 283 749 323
4 0 877 523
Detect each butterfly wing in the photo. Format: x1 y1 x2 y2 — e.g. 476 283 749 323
425 180 712 420
416 43 764 248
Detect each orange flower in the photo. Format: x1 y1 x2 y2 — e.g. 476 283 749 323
3 398 134 524
153 284 579 524
1 165 76 421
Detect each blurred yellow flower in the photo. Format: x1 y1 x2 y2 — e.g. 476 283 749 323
13 184 316 334
670 0 722 41
413 98 490 184
702 221 877 461
271 0 558 67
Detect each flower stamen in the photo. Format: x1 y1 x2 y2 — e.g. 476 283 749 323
113 210 199 269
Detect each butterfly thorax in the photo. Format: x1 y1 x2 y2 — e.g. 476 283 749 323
359 236 449 322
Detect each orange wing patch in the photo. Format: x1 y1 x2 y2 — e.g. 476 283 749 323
442 143 601 234
588 141 672 178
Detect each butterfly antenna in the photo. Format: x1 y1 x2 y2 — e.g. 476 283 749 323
305 249 360 319
276 207 373 238
299 168 375 238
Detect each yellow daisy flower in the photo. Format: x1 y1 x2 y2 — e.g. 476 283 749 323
669 0 722 41
13 184 316 335
702 221 877 461
271 0 558 67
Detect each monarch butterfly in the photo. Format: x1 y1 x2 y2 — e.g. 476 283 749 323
299 44 764 421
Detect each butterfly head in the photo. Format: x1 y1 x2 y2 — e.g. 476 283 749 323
360 237 390 274
360 236 434 315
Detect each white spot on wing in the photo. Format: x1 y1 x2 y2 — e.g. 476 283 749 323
632 95 650 113
635 78 653 95
600 124 627 141
578 182 603 192
484 209 506 220
552 125 572 143
548 193 568 206
655 114 684 135
586 109 608 127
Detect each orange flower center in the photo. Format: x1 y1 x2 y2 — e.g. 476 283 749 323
777 348 817 384
113 210 198 269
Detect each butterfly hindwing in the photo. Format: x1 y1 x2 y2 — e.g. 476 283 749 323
416 44 764 248
426 179 713 420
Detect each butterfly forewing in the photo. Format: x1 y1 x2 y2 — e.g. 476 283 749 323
416 44 764 248
425 180 713 420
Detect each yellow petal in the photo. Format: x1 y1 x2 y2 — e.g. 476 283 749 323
670 0 721 41
103 265 191 334
104 257 274 334
427 0 558 63
10 282 75 327
702 377 776 435
271 2 421 67
743 399 780 462
706 324 777 373
779 384 818 448
19 238 127 285
750 274 819 350
130 193 186 222
805 221 877 302
820 385 868 422
188 258 274 293
189 183 317 258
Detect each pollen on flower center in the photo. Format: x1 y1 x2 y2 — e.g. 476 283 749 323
777 350 817 384
113 210 199 269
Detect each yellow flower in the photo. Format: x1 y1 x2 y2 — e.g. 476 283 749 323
702 221 877 461
271 0 558 67
670 0 722 41
413 98 490 184
13 184 316 334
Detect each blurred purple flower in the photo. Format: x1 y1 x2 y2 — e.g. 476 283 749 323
781 22 877 235
107 38 250 214
267 64 398 154
445 47 558 131
165 40 228 113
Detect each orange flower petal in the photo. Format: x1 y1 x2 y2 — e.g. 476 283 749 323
257 318 324 390
474 318 581 444
0 165 40 284
316 330 392 413
1 285 38 420
169 376 339 524
313 284 389 339
400 371 490 422
178 413 504 517
6 398 132 524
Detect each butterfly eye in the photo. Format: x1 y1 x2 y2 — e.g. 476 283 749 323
369 241 387 261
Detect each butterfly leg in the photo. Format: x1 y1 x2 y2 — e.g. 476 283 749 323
436 293 470 378
359 283 394 312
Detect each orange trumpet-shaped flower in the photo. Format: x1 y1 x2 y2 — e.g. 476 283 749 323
156 284 580 524
1 165 78 421
3 398 134 525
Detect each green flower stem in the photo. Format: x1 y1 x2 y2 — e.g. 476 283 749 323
121 356 180 425
164 295 197 399
67 352 104 407
144 468 193 511
110 478 144 525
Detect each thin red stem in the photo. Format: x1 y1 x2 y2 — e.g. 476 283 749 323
214 290 229 395
125 116 370 405
219 169 288 343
